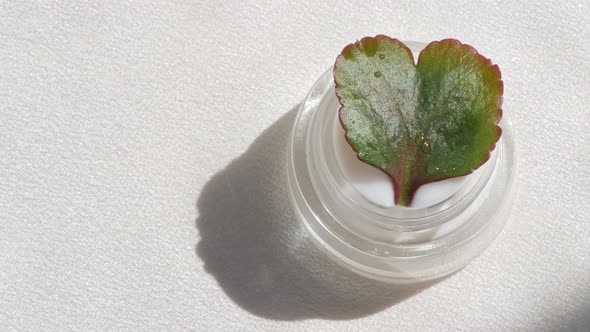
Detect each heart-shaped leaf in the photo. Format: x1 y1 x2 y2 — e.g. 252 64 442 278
334 36 502 206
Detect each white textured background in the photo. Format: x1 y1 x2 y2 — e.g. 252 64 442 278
1 1 589 331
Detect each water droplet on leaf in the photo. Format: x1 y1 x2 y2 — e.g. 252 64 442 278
429 164 442 173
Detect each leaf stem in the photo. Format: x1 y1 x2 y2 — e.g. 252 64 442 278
396 167 416 207
398 189 412 207
393 148 419 207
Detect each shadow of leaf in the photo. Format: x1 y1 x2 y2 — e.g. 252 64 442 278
195 106 436 320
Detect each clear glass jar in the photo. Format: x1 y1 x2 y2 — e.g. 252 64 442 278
287 42 517 283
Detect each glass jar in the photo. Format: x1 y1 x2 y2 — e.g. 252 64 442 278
287 42 517 283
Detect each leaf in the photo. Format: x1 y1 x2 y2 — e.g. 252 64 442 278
334 36 503 206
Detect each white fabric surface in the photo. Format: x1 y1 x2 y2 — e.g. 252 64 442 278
1 1 589 331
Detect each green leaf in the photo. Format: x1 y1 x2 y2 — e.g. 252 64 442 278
334 36 503 206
